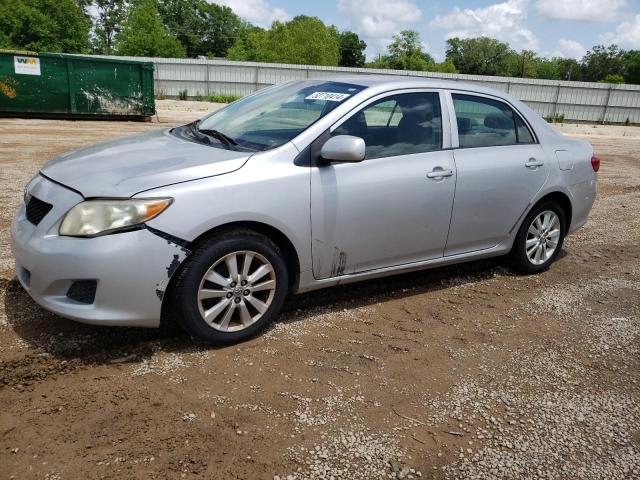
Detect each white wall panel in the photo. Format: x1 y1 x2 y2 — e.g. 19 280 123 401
97 56 640 123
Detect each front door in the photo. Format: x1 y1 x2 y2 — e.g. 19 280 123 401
310 91 457 279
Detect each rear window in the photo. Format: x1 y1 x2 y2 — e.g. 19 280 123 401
452 94 535 148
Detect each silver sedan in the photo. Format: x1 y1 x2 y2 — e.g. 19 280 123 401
11 77 598 343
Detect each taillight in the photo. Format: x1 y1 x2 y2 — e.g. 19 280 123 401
591 155 600 172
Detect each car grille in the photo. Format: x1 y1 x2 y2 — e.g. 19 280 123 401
26 196 53 226
66 280 97 304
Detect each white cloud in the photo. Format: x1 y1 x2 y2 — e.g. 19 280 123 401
212 0 289 27
536 0 627 23
556 39 587 59
601 15 640 48
429 0 539 51
338 0 423 54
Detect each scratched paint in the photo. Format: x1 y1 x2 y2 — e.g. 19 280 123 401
80 87 143 115
330 248 347 277
154 242 191 301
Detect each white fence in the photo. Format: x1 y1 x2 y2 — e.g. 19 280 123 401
104 56 640 123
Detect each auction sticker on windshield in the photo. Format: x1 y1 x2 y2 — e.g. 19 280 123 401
305 92 351 102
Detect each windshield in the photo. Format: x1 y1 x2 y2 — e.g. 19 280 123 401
196 80 366 151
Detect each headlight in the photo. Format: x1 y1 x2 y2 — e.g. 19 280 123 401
59 198 172 237
24 176 37 204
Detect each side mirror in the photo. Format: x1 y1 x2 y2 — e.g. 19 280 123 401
320 135 365 163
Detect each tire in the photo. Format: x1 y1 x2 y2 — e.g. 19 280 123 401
169 229 289 344
510 200 566 274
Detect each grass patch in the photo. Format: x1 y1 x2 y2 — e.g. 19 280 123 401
207 93 242 103
544 113 565 124
192 91 241 103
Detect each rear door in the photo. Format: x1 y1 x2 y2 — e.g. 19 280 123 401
310 90 457 279
445 92 549 256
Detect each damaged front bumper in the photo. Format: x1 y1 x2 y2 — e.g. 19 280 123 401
10 175 189 328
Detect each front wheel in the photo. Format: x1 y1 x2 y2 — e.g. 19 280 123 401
510 201 566 274
169 230 289 344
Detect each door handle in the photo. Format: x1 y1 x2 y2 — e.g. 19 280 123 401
525 158 544 168
427 168 453 179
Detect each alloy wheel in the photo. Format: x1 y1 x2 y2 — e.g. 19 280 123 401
196 250 276 332
525 210 561 266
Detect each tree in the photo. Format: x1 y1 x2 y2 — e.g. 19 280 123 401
200 2 248 58
367 30 434 71
92 0 127 54
581 45 626 82
0 0 90 53
228 16 340 66
226 26 266 61
386 30 433 70
533 58 561 80
74 0 93 11
554 57 582 81
116 0 185 57
158 0 247 58
366 31 456 73
510 50 539 78
623 51 640 84
445 37 514 76
339 31 366 67
599 73 625 84
429 60 458 74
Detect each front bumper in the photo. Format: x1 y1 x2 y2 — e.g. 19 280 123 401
10 175 189 328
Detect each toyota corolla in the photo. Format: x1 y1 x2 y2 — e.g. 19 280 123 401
11 77 598 343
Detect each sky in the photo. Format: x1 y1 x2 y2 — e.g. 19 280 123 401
212 0 640 61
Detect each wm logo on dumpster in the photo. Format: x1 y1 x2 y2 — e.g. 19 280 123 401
14 56 41 76
16 58 38 65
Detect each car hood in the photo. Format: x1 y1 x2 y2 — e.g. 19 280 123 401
40 129 253 198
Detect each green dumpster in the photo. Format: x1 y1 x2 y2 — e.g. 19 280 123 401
0 50 155 118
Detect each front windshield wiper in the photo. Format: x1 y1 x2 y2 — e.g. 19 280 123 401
199 128 239 150
189 120 238 150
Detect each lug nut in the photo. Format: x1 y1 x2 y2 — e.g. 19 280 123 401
230 281 237 287
226 292 233 299
234 297 241 304
243 289 250 296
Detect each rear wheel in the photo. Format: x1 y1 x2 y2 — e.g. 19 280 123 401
169 230 288 344
510 201 566 274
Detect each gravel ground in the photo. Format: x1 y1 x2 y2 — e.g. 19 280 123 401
0 106 638 479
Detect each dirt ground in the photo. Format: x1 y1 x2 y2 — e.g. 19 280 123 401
0 102 639 480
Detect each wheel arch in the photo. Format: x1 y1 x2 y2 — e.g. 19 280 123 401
535 191 572 231
507 190 573 255
181 220 300 292
159 221 301 331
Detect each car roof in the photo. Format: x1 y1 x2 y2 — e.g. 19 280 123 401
320 75 500 97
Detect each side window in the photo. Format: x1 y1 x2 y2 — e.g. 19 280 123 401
333 92 442 159
364 99 397 127
452 94 534 148
514 114 534 144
